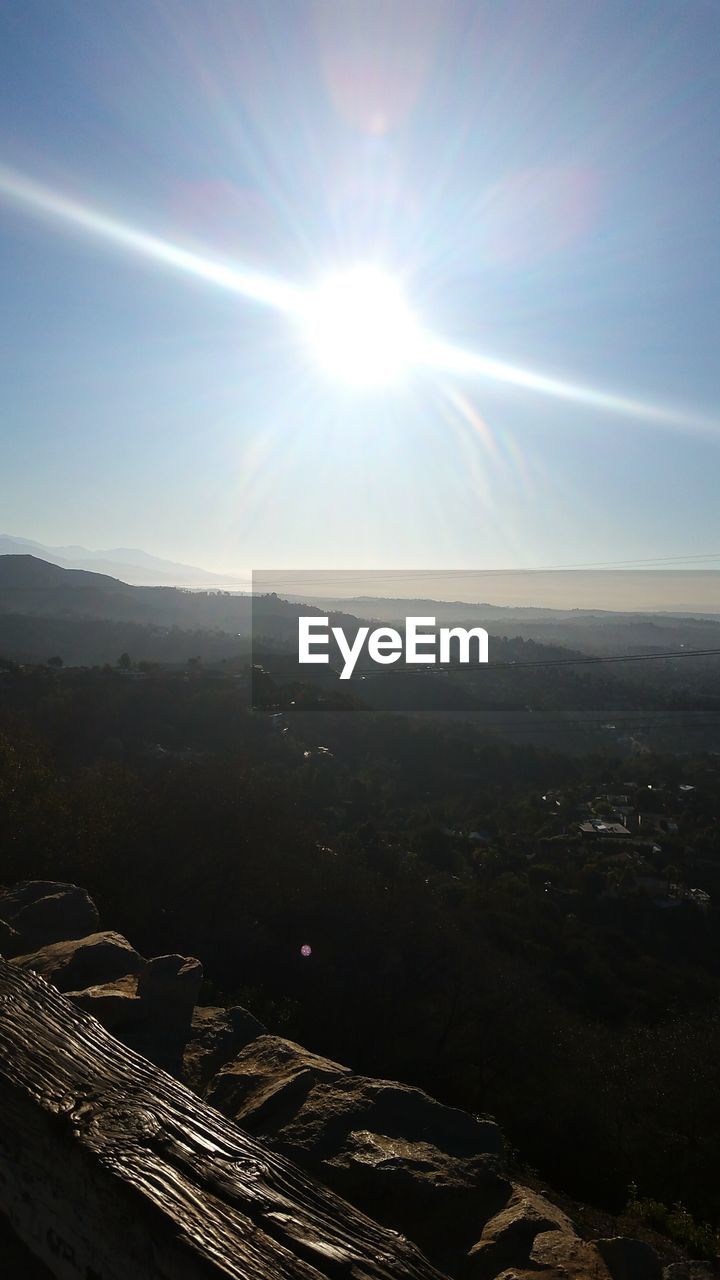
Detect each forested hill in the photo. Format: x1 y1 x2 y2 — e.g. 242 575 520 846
0 554 358 637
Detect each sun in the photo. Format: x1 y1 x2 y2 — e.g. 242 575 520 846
300 265 423 387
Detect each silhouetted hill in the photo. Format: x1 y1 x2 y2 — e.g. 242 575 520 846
0 556 364 663
0 534 231 587
0 554 123 592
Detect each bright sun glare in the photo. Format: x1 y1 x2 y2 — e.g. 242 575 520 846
300 265 424 387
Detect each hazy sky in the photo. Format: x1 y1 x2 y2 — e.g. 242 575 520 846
1 0 719 575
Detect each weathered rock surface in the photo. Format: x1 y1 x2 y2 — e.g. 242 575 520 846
184 1004 267 1093
207 1033 351 1129
11 930 143 992
468 1185 576 1278
0 957 446 1280
528 1228 614 1279
0 880 99 954
596 1235 663 1280
324 1129 510 1267
259 1070 504 1161
207 1038 507 1272
468 1187 613 1279
67 954 203 1075
66 973 142 1030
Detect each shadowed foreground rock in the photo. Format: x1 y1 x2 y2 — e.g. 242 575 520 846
0 881 99 956
66 953 204 1074
0 957 447 1280
11 930 143 992
204 1038 523 1272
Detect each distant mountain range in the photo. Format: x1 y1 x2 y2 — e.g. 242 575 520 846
2 554 720 668
0 555 358 665
0 535 238 588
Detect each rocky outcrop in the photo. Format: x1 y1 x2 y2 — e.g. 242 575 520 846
596 1235 663 1280
0 881 678 1280
466 1186 625 1278
266 1071 504 1160
0 880 99 956
0 958 445 1280
206 1034 352 1128
11 930 142 992
2 884 204 1077
183 1004 268 1093
206 1036 508 1270
66 972 143 1031
68 954 203 1074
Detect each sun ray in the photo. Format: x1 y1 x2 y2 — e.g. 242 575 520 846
422 337 717 434
0 163 303 314
0 161 716 435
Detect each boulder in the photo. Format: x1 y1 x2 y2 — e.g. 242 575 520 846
466 1186 622 1279
11 932 142 993
208 1043 506 1271
183 1005 267 1094
0 881 99 951
528 1228 613 1279
207 1034 350 1130
324 1129 509 1265
596 1236 662 1280
68 955 203 1076
467 1185 576 1279
67 974 142 1032
264 1072 504 1162
137 954 203 1031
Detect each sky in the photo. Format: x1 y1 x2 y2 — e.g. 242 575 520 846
1 0 720 579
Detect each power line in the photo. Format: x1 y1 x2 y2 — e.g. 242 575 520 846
256 645 720 676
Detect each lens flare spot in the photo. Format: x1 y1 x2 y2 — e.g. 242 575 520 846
300 943 312 957
300 265 423 387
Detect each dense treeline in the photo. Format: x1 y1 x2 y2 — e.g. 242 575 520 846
1 662 720 1237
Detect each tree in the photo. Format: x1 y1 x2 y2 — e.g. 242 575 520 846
47 655 63 668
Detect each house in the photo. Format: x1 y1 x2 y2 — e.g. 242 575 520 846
579 819 631 838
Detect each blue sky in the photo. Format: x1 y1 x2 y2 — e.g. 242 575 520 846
1 0 719 576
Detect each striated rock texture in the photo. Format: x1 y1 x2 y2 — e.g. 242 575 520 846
0 957 446 1280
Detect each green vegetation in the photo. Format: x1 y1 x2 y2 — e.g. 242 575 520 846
626 1184 720 1258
